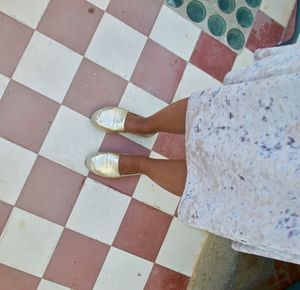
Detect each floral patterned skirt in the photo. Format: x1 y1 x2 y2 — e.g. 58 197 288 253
179 43 300 264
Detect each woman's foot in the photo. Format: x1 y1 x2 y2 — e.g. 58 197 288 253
91 97 188 135
85 153 186 196
91 107 152 135
85 152 145 177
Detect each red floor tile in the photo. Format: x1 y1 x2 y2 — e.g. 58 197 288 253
44 228 109 290
38 0 103 54
190 32 236 82
0 263 40 290
0 81 59 153
113 199 172 261
131 39 186 103
153 133 186 160
63 58 127 117
144 264 190 290
88 133 150 196
0 201 12 235
0 12 33 77
16 156 85 225
246 11 285 52
282 2 298 42
107 0 164 36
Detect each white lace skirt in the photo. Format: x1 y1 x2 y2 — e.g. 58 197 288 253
179 43 300 264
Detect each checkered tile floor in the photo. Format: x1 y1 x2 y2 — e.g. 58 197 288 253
0 0 296 289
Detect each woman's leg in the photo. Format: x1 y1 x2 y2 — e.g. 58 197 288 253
120 98 189 195
119 155 187 196
124 98 188 135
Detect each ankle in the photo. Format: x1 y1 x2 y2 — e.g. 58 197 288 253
143 117 157 134
136 116 151 134
124 114 147 134
119 155 148 175
135 156 149 174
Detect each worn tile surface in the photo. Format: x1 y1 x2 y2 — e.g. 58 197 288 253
40 105 104 175
93 247 153 290
0 264 40 290
132 39 186 103
190 32 237 82
63 58 127 117
156 218 208 276
38 0 103 54
0 138 36 205
0 81 59 152
66 178 130 244
17 156 85 225
0 12 33 77
150 5 200 60
113 199 172 261
107 0 164 36
0 0 50 29
0 208 63 277
44 228 109 290
144 264 190 290
13 32 82 103
85 13 147 80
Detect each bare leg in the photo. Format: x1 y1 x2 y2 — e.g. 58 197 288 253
124 98 188 135
120 98 189 195
119 155 187 196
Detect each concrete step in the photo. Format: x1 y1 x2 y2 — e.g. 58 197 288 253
187 234 275 290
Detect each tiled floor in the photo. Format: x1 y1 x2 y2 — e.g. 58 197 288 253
0 0 296 289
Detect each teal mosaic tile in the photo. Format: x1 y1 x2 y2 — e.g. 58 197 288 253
165 0 261 52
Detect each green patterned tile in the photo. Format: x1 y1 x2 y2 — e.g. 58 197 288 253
165 0 261 52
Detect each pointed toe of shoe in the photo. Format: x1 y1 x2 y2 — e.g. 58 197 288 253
91 107 128 132
85 152 121 178
85 155 95 172
91 110 101 126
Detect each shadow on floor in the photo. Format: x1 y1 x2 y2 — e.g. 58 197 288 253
188 234 300 290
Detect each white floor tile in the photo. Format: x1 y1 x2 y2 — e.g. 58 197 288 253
87 0 110 10
149 151 166 159
156 217 208 276
93 247 153 290
0 138 36 205
0 208 63 277
233 48 254 70
118 82 167 149
260 0 296 27
66 178 130 245
0 0 50 29
173 63 221 102
40 106 104 175
38 280 71 290
150 5 200 61
133 175 180 215
0 74 9 100
119 82 167 117
119 132 158 150
86 13 147 80
13 32 82 103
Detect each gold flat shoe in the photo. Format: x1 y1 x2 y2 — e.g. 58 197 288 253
91 107 128 132
85 152 139 178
